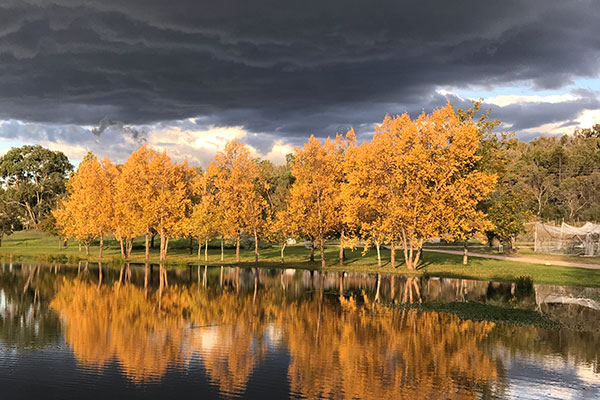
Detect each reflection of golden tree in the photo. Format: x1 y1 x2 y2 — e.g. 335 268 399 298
184 288 274 397
51 281 113 370
282 295 503 400
51 280 189 383
51 276 506 398
192 325 264 398
51 278 273 391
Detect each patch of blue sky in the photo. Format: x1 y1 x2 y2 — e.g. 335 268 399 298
0 139 27 155
448 77 600 102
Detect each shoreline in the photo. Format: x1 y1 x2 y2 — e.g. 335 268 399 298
2 248 600 288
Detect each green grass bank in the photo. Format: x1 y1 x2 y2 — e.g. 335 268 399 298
1 231 600 287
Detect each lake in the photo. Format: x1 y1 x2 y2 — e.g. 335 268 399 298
1 262 599 399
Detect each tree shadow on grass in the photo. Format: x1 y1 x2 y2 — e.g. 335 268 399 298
416 261 432 271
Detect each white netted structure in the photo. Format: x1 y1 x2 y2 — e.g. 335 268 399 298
535 222 600 256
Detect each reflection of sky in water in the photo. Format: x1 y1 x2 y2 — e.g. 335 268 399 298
505 354 599 399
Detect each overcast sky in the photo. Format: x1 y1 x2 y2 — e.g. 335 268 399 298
0 0 599 165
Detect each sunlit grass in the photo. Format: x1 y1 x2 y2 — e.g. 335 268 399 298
1 231 600 287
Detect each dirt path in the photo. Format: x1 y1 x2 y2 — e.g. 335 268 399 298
424 248 600 270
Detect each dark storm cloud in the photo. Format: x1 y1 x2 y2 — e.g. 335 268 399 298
0 0 599 141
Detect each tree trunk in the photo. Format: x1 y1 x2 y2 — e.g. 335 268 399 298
375 240 381 266
319 236 325 268
280 242 287 263
119 238 125 258
405 246 415 270
339 229 345 266
253 228 259 263
159 234 164 261
145 232 150 259
405 243 422 271
85 243 90 256
236 234 241 263
98 233 104 258
402 236 411 269
463 241 468 265
204 239 208 262
160 232 167 261
310 240 315 262
486 232 494 248
126 239 133 258
197 237 202 259
79 242 82 252
220 237 224 261
390 241 395 269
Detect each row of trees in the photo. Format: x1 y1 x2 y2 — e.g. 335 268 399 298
54 148 193 260
478 124 600 248
2 102 598 258
506 126 600 222
53 104 496 268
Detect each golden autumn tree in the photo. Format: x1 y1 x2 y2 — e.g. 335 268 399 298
374 104 496 270
54 153 115 257
259 158 295 264
147 151 192 261
343 140 391 266
267 209 296 263
118 146 157 259
53 197 93 254
288 135 344 268
206 140 267 263
334 130 357 266
189 172 221 261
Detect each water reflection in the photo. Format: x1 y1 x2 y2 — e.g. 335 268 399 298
1 263 599 399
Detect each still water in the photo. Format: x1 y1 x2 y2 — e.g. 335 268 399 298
0 262 599 399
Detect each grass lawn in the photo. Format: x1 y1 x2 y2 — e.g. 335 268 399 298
1 231 600 287
427 242 600 265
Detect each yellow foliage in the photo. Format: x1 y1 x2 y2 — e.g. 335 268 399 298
54 154 115 256
205 140 268 262
346 104 497 269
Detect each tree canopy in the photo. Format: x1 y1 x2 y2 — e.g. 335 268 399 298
0 145 72 228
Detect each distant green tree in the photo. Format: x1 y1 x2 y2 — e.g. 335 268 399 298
575 123 600 138
485 189 531 251
0 188 21 246
0 145 73 229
